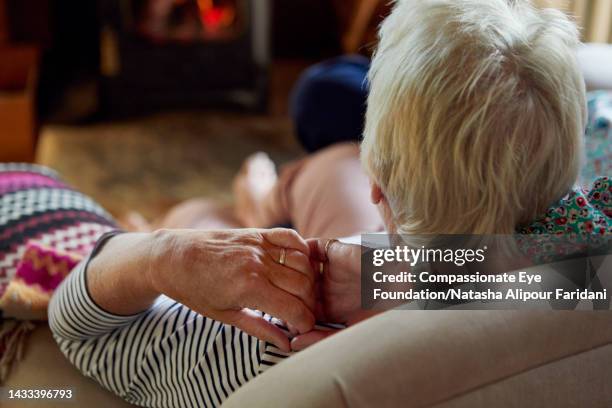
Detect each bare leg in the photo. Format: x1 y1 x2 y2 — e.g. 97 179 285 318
234 143 384 239
126 143 383 239
287 143 384 238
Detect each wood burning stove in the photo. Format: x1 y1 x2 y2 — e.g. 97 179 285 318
98 0 270 115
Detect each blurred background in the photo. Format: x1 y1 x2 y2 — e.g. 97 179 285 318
0 0 393 222
0 0 609 222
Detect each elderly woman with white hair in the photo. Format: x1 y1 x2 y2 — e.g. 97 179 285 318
49 0 610 406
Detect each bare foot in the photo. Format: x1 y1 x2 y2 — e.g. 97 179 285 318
233 152 278 227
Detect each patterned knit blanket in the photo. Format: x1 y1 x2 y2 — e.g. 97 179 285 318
0 163 117 381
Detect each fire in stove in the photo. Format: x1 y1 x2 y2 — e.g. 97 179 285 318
138 0 243 42
99 0 271 114
197 0 236 32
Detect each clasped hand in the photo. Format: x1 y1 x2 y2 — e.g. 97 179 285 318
149 229 371 353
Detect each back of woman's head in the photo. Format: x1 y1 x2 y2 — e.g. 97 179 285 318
362 0 586 234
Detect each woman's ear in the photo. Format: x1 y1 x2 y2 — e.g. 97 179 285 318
370 182 384 205
371 182 396 233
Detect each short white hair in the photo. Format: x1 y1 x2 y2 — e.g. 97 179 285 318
361 0 587 234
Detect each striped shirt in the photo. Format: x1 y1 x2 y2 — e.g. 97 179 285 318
48 246 297 407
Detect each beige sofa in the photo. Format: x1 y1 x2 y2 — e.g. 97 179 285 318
5 325 134 408
6 311 612 407
224 311 612 408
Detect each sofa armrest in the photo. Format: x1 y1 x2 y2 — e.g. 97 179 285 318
223 311 612 408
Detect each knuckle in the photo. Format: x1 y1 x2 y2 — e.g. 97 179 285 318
245 269 262 285
237 271 262 296
244 250 264 270
251 231 265 245
173 238 197 258
285 229 302 243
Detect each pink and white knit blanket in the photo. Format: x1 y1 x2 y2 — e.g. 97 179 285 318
0 163 117 381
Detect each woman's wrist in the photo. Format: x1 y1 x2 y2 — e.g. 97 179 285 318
87 232 163 315
147 228 212 294
147 228 176 295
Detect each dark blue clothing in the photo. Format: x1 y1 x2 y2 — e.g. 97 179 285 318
290 55 370 153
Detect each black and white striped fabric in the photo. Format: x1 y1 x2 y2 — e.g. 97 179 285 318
48 244 294 407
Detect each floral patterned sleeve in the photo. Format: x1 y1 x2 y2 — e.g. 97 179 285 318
519 177 611 236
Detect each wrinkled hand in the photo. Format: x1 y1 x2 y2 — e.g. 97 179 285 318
149 228 316 351
291 239 380 351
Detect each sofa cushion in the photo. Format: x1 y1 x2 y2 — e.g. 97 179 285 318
4 324 135 408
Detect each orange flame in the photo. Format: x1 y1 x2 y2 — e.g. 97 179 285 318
196 0 236 30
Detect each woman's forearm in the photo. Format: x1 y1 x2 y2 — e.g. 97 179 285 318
80 227 316 350
86 232 164 315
